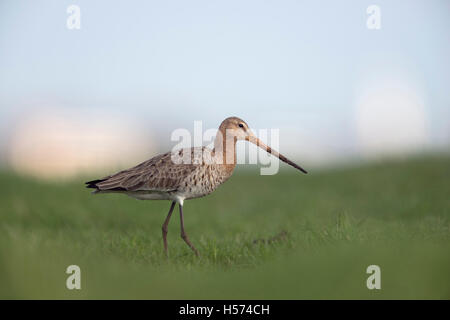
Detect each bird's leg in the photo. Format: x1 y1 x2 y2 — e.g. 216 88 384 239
162 201 176 257
179 204 199 257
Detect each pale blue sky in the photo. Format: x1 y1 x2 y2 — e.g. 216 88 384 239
0 0 449 163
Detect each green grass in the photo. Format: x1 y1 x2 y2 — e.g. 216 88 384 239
0 155 449 299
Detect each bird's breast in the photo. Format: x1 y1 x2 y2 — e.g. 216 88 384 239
177 163 234 199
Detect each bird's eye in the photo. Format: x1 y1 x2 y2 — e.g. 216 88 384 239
238 123 244 128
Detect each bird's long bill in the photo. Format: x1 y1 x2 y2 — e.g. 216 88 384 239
246 135 308 174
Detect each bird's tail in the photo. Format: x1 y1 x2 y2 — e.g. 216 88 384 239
85 179 105 193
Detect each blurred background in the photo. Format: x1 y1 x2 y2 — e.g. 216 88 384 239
1 0 450 300
0 0 449 179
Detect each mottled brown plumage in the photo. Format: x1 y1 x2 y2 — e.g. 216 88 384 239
87 146 234 200
85 117 307 257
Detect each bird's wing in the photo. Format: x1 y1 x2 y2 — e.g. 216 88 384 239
86 148 204 192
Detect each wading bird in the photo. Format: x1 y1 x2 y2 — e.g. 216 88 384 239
86 117 307 256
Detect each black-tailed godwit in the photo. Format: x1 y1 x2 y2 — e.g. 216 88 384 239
86 117 307 256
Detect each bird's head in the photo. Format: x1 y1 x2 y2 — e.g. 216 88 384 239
219 116 307 174
219 116 251 141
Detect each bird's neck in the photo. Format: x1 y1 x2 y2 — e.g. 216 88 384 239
213 127 237 168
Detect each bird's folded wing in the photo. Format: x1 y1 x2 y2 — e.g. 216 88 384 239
89 150 202 192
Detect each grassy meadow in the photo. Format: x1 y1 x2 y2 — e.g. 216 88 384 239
0 155 449 299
